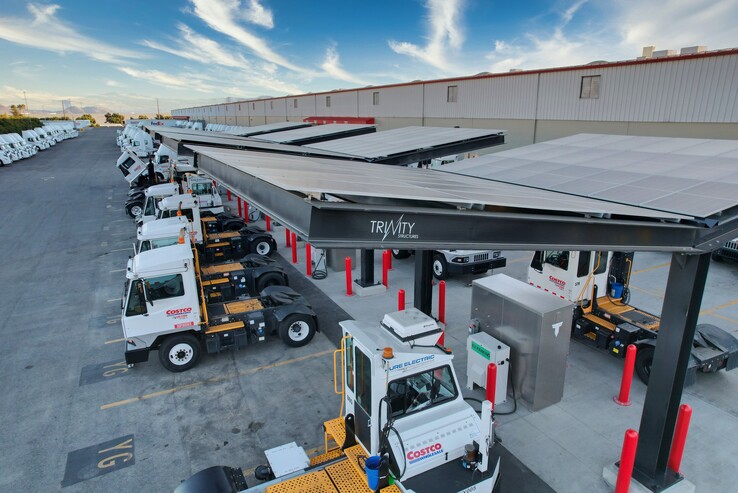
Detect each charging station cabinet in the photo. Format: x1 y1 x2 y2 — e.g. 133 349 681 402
466 332 510 405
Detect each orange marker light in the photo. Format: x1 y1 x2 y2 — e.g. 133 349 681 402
382 347 394 359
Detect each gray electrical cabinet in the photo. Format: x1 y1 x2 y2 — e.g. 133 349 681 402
471 274 573 411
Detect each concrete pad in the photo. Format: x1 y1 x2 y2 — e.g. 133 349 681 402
603 463 695 493
352 282 387 297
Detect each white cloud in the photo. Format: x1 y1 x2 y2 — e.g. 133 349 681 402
143 24 252 69
189 0 309 73
320 46 368 86
117 67 216 93
614 0 738 54
485 0 738 74
106 80 122 87
0 3 141 64
242 0 274 29
388 0 466 73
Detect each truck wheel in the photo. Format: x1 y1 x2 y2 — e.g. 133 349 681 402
155 172 166 183
635 346 654 384
125 201 143 218
158 334 200 372
392 249 411 259
279 314 316 347
254 239 273 256
432 254 449 280
257 272 286 292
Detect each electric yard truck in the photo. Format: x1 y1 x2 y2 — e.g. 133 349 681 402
528 250 738 384
135 218 289 302
175 308 501 493
122 243 317 372
138 194 276 258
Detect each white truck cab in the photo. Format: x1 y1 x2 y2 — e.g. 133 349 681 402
176 308 501 492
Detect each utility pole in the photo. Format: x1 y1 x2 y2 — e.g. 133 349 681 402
23 90 29 115
156 98 160 119
61 101 66 119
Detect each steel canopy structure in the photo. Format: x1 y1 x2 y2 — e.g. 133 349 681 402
304 126 506 165
187 135 738 493
187 144 736 253
250 123 376 145
220 121 311 136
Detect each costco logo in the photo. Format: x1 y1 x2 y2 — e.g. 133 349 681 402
406 443 443 464
548 276 566 290
166 307 193 316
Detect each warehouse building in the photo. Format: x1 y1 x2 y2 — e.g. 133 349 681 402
173 46 738 151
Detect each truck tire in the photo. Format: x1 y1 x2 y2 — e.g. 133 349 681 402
159 334 201 372
432 254 449 280
635 346 654 384
125 201 143 218
254 239 274 256
257 272 286 292
279 314 316 347
392 249 411 259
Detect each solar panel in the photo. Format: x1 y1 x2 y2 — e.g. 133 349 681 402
305 126 504 159
250 123 375 143
444 134 738 219
187 144 688 220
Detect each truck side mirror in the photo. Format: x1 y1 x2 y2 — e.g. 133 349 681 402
140 282 154 307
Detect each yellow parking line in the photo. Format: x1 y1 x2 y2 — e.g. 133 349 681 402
632 262 670 275
100 349 333 410
104 338 125 345
629 284 665 300
701 298 738 313
706 313 738 325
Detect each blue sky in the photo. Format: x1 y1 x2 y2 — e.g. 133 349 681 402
1 0 737 114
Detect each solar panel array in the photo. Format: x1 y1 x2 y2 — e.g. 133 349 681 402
250 123 376 143
305 126 504 159
188 144 687 220
444 134 738 219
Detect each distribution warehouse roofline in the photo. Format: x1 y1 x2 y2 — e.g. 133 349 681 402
176 47 738 111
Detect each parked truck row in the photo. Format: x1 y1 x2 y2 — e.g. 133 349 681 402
113 133 319 372
0 122 78 166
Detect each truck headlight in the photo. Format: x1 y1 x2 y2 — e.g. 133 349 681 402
452 256 469 263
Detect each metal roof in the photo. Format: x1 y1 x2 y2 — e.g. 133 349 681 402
304 126 505 164
250 123 376 144
443 134 738 220
221 121 311 136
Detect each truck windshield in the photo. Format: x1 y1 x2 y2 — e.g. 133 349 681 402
387 365 457 418
145 274 185 301
190 182 212 195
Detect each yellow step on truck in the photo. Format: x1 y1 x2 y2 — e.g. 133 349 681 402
175 308 501 493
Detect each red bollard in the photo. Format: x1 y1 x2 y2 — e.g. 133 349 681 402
306 243 312 276
486 363 497 410
291 232 297 263
237 196 242 216
265 215 271 231
614 344 637 406
243 201 249 223
398 289 405 311
285 228 291 247
438 280 446 324
668 404 693 474
227 189 231 200
345 257 353 296
382 250 390 287
615 429 639 493
386 249 392 270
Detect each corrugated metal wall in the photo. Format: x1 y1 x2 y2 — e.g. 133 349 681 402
173 53 738 125
537 55 738 122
